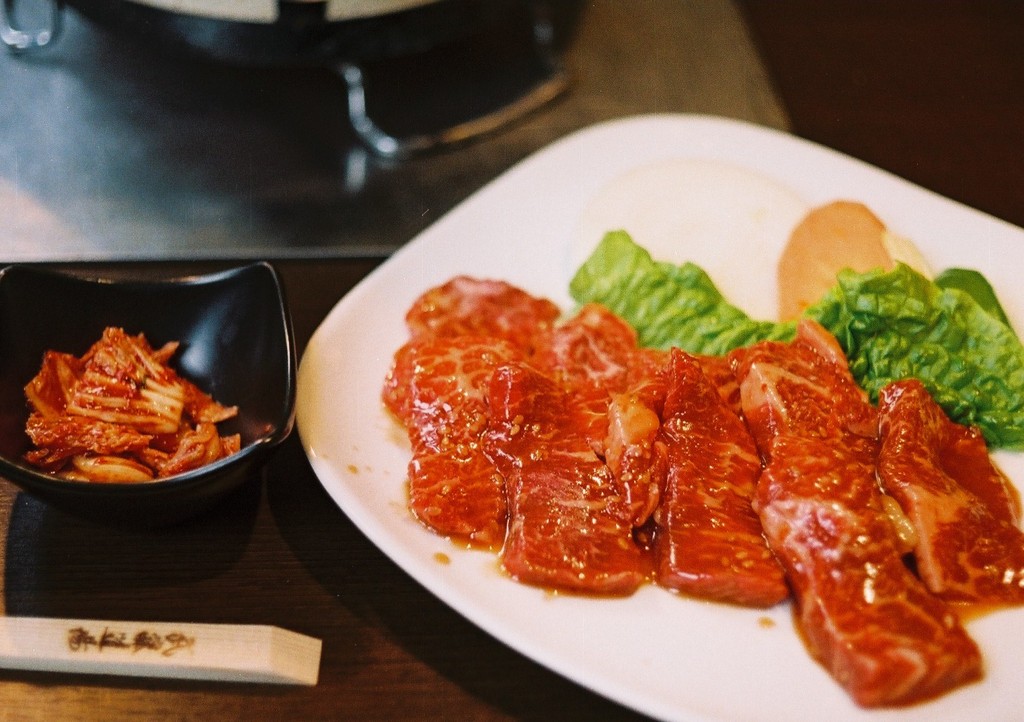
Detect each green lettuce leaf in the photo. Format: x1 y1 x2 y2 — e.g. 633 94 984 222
805 263 1024 448
569 231 795 355
934 266 1015 330
570 231 1024 449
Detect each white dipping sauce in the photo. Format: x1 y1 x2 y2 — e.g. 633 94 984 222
576 159 809 321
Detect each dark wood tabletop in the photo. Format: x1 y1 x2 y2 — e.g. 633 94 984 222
740 0 1024 229
1 2 1022 720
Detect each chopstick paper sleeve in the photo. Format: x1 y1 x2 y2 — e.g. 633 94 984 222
0 616 321 685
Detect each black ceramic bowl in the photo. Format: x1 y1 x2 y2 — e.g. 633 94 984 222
0 263 296 526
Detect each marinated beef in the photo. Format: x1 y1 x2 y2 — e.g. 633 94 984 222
733 318 877 456
605 378 668 529
878 378 1024 602
739 320 982 706
383 277 1015 708
757 434 982 707
484 362 647 595
383 277 561 548
654 349 788 607
403 275 559 353
382 335 523 549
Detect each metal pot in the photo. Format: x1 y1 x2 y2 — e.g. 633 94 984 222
64 0 561 66
3 0 584 157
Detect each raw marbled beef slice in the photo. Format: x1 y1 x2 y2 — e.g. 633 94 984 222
654 349 788 607
383 335 522 549
878 378 1024 603
484 362 647 595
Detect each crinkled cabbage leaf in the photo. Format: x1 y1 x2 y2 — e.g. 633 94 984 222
568 231 795 355
570 231 1024 449
807 263 1024 448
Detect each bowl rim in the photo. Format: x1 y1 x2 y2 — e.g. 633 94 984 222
0 261 297 494
0 259 279 291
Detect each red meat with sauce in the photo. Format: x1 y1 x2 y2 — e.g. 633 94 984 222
733 319 877 456
382 335 522 549
484 362 647 595
536 303 665 451
403 275 560 354
540 303 670 524
604 376 668 529
757 434 982 707
382 277 563 548
738 320 983 707
653 349 788 607
878 378 1024 603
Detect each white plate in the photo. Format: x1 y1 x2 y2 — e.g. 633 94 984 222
296 114 1024 722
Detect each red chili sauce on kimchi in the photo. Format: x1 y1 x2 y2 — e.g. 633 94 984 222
23 327 240 483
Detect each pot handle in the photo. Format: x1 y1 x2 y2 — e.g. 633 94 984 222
2 0 63 52
339 6 569 160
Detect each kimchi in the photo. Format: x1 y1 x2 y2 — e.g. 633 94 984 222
23 327 240 483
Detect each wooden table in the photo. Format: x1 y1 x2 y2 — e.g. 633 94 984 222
1 2 1022 720
739 0 1024 229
